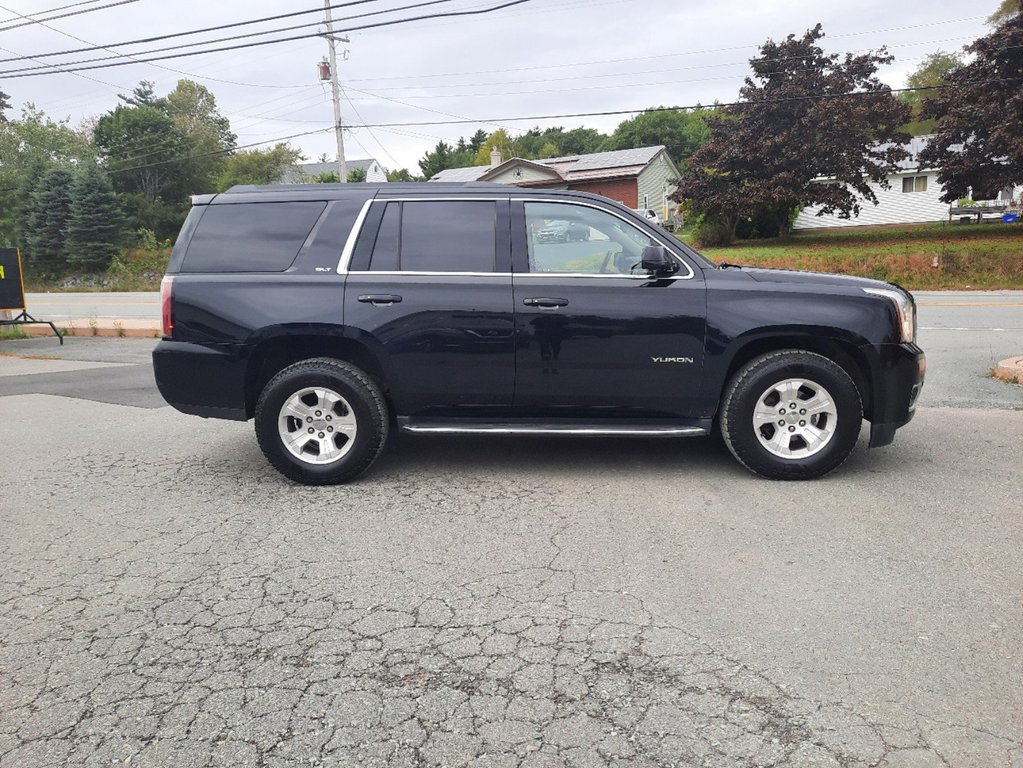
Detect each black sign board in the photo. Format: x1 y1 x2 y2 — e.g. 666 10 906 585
0 248 26 311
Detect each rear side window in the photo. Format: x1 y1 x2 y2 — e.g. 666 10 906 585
181 202 326 272
367 201 495 272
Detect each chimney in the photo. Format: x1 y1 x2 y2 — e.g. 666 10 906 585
490 147 502 167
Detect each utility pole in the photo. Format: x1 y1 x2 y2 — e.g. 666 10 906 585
323 0 348 182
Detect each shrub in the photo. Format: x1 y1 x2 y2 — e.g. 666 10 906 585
693 217 735 247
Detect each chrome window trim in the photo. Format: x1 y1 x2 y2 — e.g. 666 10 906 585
335 195 698 279
513 273 691 280
348 271 511 277
336 198 375 274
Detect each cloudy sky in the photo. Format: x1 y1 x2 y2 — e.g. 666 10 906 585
0 0 996 174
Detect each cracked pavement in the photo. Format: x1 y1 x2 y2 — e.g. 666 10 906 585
1 385 1021 766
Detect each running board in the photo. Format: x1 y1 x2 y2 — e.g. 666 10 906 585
398 418 709 437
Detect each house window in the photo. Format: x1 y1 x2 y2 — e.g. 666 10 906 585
902 176 928 193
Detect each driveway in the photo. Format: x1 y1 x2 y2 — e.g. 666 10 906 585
0 304 1020 767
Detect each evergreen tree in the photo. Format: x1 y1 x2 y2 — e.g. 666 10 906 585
26 167 74 274
0 87 10 123
64 165 123 271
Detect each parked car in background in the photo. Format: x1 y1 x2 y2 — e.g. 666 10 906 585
633 208 663 227
535 219 590 243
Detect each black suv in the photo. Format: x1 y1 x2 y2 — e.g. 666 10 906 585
153 183 925 484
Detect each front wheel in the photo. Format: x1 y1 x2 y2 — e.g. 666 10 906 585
719 351 862 480
254 358 389 485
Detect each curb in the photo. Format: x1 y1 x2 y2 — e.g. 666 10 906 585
992 356 1023 385
12 321 160 340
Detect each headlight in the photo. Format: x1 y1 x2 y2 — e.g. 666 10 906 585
864 287 916 343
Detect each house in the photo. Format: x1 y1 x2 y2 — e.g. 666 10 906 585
429 146 680 219
280 157 387 183
793 135 1017 230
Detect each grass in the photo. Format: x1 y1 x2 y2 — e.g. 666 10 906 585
0 326 29 340
679 221 1023 289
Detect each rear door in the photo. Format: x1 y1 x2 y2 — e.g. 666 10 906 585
343 197 515 415
512 199 707 418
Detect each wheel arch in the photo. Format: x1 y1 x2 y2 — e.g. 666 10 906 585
720 333 875 421
244 329 388 419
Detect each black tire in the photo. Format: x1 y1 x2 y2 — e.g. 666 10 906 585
254 358 388 485
719 350 862 480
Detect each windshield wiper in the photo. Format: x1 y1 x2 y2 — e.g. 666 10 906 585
719 261 743 269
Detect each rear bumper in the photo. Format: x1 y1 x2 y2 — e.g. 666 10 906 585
865 342 925 448
152 340 249 421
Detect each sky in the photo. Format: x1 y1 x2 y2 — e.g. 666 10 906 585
0 0 998 174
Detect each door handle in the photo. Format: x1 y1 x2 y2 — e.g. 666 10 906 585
357 294 403 305
523 297 569 308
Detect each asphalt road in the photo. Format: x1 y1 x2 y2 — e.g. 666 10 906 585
24 291 161 320
1 299 1021 767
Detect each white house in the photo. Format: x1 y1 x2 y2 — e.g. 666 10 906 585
280 158 388 183
429 146 680 220
793 135 1016 230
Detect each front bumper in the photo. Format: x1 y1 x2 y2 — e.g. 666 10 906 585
152 340 249 421
865 342 926 448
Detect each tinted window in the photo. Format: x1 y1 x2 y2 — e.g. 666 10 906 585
302 198 367 271
399 201 496 272
368 202 400 272
182 202 326 272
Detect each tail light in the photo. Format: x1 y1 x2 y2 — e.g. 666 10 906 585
160 276 174 338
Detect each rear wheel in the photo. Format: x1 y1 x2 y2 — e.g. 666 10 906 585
720 350 862 480
254 358 388 485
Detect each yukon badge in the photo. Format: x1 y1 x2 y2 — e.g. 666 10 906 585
652 356 694 364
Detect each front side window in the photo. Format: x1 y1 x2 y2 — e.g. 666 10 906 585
524 202 663 275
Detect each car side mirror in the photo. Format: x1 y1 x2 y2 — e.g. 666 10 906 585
640 246 677 275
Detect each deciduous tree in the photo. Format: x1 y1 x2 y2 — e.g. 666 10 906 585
673 24 911 241
918 3 1023 201
215 144 302 191
900 51 964 135
602 108 711 167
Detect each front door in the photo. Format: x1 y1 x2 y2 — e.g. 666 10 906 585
512 200 707 419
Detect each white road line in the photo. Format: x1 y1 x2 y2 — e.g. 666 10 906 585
920 327 1023 331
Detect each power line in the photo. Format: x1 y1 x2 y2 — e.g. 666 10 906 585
0 0 450 93
0 0 383 60
337 79 1023 129
0 0 452 67
0 0 137 33
0 0 103 24
0 0 535 78
97 78 1021 179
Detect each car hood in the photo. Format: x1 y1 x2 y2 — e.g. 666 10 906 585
738 267 894 292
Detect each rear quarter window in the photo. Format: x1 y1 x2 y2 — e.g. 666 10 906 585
181 202 326 273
